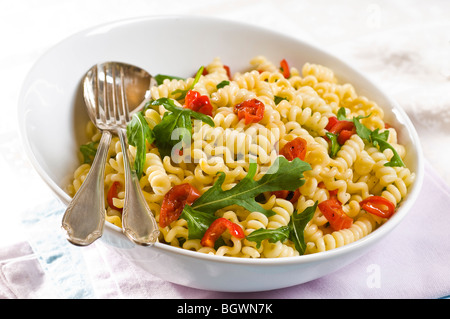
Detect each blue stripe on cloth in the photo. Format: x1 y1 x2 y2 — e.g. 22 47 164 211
20 199 96 299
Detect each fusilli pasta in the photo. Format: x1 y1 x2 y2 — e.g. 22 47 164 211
68 56 415 258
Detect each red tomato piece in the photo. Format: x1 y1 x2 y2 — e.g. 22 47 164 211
272 190 290 200
200 218 245 248
318 182 338 197
325 116 339 131
280 59 290 78
360 196 395 219
107 181 122 211
184 89 200 106
271 189 300 204
280 137 307 161
224 65 231 79
159 183 201 228
328 120 355 135
337 128 356 145
234 98 265 125
325 118 356 145
318 196 353 231
184 90 213 116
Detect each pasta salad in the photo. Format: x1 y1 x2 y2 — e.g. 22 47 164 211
68 56 415 258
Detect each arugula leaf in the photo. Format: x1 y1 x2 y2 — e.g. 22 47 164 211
333 107 405 167
191 157 311 217
352 117 372 141
153 97 214 125
370 129 405 167
216 80 230 89
325 132 340 158
151 97 214 158
154 74 185 85
245 201 317 254
337 107 370 123
152 109 191 159
80 141 98 164
353 118 405 167
288 201 317 255
180 205 217 240
177 158 311 247
246 226 289 249
171 66 204 100
274 96 288 105
370 127 390 143
336 107 347 120
126 112 155 178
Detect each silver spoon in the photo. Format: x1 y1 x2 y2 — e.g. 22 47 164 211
62 62 159 246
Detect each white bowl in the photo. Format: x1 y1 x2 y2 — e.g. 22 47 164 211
18 16 424 292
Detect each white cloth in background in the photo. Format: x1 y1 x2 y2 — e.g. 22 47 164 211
330 22 450 185
0 242 57 298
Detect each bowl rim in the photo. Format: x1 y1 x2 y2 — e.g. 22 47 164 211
18 14 425 266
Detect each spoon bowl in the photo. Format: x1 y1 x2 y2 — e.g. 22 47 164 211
83 62 154 125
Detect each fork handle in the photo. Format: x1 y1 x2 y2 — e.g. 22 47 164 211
118 129 160 246
62 130 112 246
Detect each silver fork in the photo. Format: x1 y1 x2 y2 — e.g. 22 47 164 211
104 63 160 246
62 62 159 246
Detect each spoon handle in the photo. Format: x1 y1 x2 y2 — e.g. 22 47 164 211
118 129 160 246
61 130 112 246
